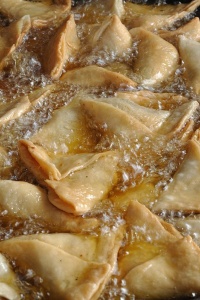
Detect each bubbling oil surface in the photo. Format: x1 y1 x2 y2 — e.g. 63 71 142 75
0 1 200 299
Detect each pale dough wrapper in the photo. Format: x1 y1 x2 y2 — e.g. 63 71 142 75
129 27 179 87
0 15 31 70
61 65 137 89
0 180 99 232
0 253 21 300
153 138 200 213
174 215 200 246
96 96 171 131
118 201 200 299
43 14 80 80
0 0 71 28
158 17 200 47
178 35 200 94
46 151 120 214
0 227 124 300
81 98 153 144
19 139 120 215
81 97 198 142
104 0 125 18
125 0 200 31
115 90 189 110
29 96 96 154
88 14 132 55
0 86 52 126
124 236 200 299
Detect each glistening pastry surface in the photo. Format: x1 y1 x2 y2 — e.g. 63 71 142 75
0 0 200 299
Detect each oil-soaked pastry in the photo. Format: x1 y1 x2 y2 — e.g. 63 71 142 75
46 151 120 214
129 27 179 86
88 15 132 55
81 98 153 145
0 180 99 232
118 201 200 299
157 101 199 137
178 35 200 94
96 97 171 131
123 236 200 299
0 86 52 126
18 142 116 182
19 140 120 215
173 215 200 246
118 200 182 278
0 96 30 126
158 17 200 47
0 15 31 70
153 138 200 213
110 180 158 210
81 97 198 141
28 84 53 106
61 65 137 89
124 0 200 31
0 253 21 300
43 14 80 80
124 200 182 242
0 228 124 300
24 95 97 154
0 239 110 300
0 0 71 28
115 90 189 110
106 0 125 18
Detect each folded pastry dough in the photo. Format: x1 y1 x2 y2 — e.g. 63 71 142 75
119 200 182 277
178 35 200 94
157 101 199 137
105 0 125 18
81 97 198 142
159 17 200 47
61 65 137 89
0 86 53 126
118 201 200 299
0 253 20 300
124 201 182 241
174 215 200 246
81 98 153 143
19 141 116 182
123 236 200 299
28 96 97 153
124 0 200 31
0 15 31 70
0 180 98 232
0 228 124 300
129 27 179 86
28 84 53 106
46 151 120 214
0 96 30 126
43 14 80 80
0 0 71 28
88 14 132 55
19 139 120 214
115 90 189 110
96 97 171 131
153 138 200 213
